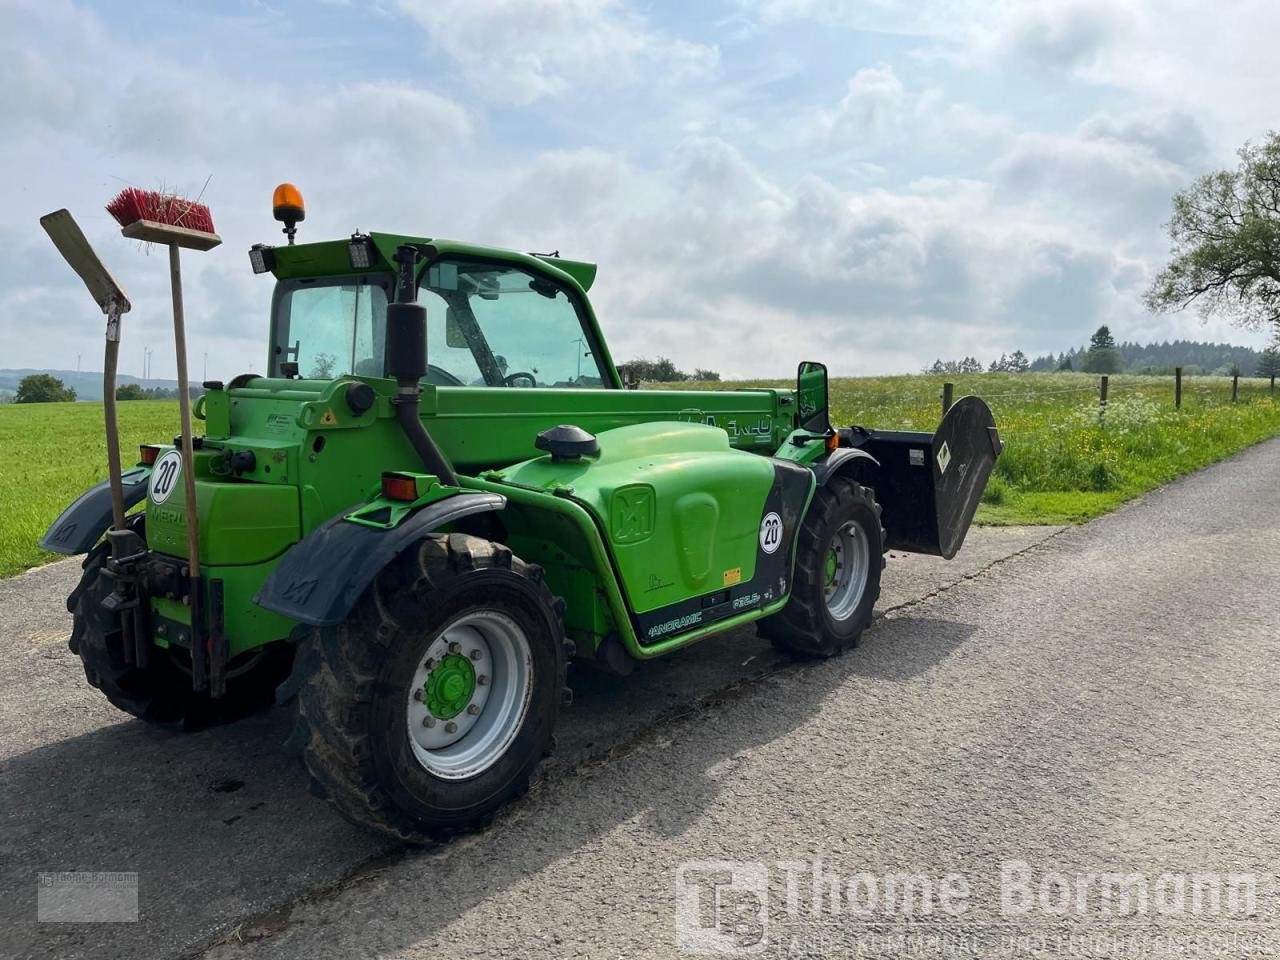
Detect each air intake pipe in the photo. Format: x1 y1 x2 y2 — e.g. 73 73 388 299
385 244 459 487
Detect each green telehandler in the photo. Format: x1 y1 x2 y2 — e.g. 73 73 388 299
40 187 1001 843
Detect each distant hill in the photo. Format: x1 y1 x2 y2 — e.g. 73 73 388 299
1029 340 1266 376
0 369 181 402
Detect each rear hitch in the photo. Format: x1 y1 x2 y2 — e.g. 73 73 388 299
100 528 149 667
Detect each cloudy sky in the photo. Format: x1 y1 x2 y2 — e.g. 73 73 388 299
1 0 1275 381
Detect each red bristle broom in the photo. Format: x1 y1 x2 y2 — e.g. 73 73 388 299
107 185 222 693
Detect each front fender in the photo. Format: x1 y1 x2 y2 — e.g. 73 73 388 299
39 466 152 555
254 492 506 626
812 447 879 487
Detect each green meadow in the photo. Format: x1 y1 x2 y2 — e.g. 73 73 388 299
2 372 1277 577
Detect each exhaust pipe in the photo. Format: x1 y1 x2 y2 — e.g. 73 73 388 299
386 245 458 487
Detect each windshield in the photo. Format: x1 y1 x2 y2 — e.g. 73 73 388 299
272 261 609 388
273 277 390 379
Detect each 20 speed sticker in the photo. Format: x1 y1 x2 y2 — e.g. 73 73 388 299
759 511 782 554
149 450 183 504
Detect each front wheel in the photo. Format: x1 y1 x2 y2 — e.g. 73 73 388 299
760 477 885 657
292 533 568 844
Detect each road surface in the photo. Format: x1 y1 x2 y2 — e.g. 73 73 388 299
3 440 1278 958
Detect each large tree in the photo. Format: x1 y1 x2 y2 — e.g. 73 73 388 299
15 374 75 403
1146 132 1280 331
1082 326 1124 373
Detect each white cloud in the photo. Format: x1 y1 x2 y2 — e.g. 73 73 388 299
397 0 717 106
804 64 1014 157
1 0 1275 386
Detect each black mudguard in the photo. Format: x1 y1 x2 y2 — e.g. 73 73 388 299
254 492 506 626
39 467 152 555
851 396 1001 559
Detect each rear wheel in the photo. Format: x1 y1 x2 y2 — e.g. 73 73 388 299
291 533 568 844
760 477 885 657
69 538 293 727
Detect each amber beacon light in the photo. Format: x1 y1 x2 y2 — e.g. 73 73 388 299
272 183 305 245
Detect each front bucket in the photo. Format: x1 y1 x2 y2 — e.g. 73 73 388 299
856 396 1002 559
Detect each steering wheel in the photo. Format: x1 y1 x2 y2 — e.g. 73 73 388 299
502 372 537 388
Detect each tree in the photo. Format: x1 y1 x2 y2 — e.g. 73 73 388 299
619 357 718 382
1057 355 1074 372
1257 340 1280 387
309 352 337 379
1082 325 1124 373
1146 132 1280 332
1089 326 1117 350
115 383 146 401
15 374 75 403
1007 350 1030 372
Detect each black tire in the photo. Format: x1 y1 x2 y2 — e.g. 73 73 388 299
759 477 885 657
291 533 568 844
68 538 293 728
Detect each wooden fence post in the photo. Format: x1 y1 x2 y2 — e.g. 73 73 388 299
1232 373 1239 402
941 381 954 416
1175 367 1183 409
1099 375 1109 407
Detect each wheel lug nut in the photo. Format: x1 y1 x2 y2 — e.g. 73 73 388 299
424 657 435 670
445 722 457 733
467 704 480 715
422 716 435 728
469 649 482 661
448 642 461 654
413 689 424 702
477 675 489 686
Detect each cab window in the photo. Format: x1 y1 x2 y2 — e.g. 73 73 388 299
420 261 607 388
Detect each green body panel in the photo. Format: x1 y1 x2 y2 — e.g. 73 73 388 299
459 472 796 659
428 385 789 470
494 422 775 615
145 452 300 565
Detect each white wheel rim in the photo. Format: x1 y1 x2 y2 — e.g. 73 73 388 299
405 610 533 781
824 520 870 621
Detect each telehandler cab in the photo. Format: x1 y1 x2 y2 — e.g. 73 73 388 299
41 187 1001 842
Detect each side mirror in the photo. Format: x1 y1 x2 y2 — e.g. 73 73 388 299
797 361 831 434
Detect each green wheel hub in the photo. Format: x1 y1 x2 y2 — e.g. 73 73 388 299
824 548 839 589
424 653 476 720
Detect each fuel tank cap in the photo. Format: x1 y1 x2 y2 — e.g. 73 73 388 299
535 424 599 461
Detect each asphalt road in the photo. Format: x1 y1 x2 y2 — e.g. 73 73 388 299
3 441 1278 958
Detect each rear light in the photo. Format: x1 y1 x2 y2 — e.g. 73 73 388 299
139 444 161 465
825 432 839 452
381 472 420 502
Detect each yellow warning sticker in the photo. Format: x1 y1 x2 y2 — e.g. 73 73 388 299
320 409 338 426
723 567 742 587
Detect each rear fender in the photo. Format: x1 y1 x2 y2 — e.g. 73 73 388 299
254 492 506 626
40 466 152 555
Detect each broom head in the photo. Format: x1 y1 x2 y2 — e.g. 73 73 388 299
107 188 220 251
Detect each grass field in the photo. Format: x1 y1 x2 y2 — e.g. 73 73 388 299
0 401 201 578
714 371 1280 526
2 372 1278 577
